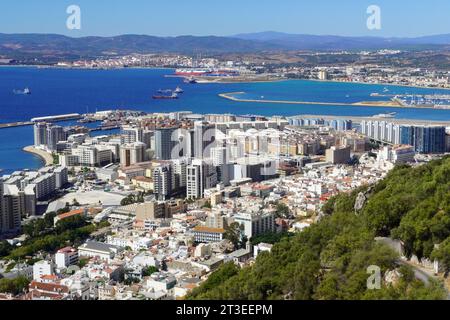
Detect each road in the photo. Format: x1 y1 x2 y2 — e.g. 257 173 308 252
376 237 450 299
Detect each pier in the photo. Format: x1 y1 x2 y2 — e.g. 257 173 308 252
31 113 82 123
0 121 34 129
0 113 84 130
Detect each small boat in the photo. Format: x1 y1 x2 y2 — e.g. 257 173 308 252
383 87 389 93
174 86 184 94
184 77 197 84
373 112 396 118
13 87 31 95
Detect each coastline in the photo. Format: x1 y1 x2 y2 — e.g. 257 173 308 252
23 146 54 167
3 64 450 91
297 78 450 92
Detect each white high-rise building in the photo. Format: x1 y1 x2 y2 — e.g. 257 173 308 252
121 125 144 144
194 122 216 159
153 164 172 200
210 146 228 166
186 160 217 199
120 142 146 167
172 158 188 189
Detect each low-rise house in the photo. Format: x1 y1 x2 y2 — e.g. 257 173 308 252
78 241 123 262
54 208 87 226
27 281 70 300
228 248 253 265
145 272 177 293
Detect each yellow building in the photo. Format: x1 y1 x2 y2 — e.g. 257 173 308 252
131 176 154 192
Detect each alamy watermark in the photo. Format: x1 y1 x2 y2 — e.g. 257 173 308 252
367 265 381 290
66 5 81 30
367 5 381 30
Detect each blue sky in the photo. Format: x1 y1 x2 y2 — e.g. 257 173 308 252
1 0 450 37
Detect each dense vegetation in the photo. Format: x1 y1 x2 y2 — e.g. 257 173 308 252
1 213 109 261
121 192 145 206
0 276 30 295
188 157 450 300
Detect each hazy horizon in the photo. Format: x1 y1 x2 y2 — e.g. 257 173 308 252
2 0 450 38
2 30 450 39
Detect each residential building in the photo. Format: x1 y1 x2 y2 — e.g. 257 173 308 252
193 226 225 243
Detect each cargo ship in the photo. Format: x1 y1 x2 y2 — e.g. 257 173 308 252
175 68 211 76
153 92 179 100
175 68 240 77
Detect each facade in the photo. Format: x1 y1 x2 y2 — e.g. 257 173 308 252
194 122 216 159
205 212 227 229
0 180 22 236
55 247 79 269
402 126 446 154
121 126 144 145
186 160 217 199
326 146 351 164
33 260 55 281
193 226 225 243
361 121 447 154
135 201 173 223
34 123 66 152
120 143 146 167
153 164 173 200
155 127 178 160
379 145 416 164
234 212 276 239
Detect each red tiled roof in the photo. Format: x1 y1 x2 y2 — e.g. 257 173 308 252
57 209 85 220
29 281 69 294
193 226 225 234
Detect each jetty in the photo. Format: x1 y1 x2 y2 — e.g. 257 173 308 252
0 121 34 129
0 113 84 130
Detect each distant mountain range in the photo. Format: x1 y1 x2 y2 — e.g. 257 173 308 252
0 33 280 60
1 32 450 61
232 31 450 50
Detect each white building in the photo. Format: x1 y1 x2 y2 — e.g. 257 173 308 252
55 247 79 269
78 241 123 262
33 260 55 281
234 212 276 239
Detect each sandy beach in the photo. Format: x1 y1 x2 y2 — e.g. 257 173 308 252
23 146 54 166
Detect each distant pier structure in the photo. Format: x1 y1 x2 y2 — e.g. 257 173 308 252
0 113 83 130
30 113 82 123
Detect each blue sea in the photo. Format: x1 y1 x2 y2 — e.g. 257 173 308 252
1 66 450 174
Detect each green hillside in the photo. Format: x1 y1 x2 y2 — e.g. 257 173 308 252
188 156 450 300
